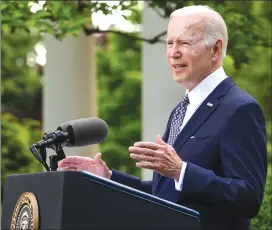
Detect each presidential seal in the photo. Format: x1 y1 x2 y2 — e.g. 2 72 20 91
10 192 39 230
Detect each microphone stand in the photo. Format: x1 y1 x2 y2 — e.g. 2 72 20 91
49 146 66 171
30 131 67 171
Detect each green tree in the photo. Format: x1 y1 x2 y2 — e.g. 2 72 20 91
1 113 42 202
1 29 42 116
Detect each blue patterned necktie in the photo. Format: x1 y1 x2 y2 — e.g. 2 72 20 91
167 94 190 146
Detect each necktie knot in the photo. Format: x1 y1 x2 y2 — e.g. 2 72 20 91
181 94 190 107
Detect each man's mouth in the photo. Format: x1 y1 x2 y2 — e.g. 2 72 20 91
173 64 187 69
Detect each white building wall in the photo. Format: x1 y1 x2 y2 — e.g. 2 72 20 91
43 33 98 159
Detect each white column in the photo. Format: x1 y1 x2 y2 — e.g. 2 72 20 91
142 4 186 180
43 33 98 158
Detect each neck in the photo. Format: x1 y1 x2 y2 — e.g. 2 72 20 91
186 63 221 92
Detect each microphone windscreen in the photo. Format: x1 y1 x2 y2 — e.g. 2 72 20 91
66 117 108 147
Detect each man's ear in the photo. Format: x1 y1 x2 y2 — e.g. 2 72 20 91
211 39 223 62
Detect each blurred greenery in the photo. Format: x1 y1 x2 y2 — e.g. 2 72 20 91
1 1 271 229
97 32 142 177
253 164 272 229
1 1 140 40
1 26 43 203
1 29 42 114
1 113 43 202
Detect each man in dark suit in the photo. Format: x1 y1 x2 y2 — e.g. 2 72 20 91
59 5 267 230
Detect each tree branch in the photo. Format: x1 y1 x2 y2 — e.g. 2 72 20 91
151 6 167 18
83 26 167 44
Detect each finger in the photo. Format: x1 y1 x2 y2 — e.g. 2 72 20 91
133 142 160 150
59 163 95 172
58 161 80 167
130 153 156 162
135 161 157 170
59 158 95 167
156 134 168 146
128 147 157 157
94 152 103 164
57 167 78 171
59 156 86 165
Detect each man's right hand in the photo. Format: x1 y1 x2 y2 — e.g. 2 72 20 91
58 152 112 179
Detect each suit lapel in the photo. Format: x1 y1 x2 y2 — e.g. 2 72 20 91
154 77 235 193
174 77 235 152
173 97 219 152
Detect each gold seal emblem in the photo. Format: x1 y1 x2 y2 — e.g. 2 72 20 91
10 192 39 230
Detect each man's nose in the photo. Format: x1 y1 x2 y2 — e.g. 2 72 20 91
169 45 182 58
170 49 182 58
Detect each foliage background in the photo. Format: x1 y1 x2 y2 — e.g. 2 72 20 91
1 1 271 229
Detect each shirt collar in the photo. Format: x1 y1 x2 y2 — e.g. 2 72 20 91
186 66 228 106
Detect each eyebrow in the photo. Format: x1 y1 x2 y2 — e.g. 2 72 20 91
165 37 193 42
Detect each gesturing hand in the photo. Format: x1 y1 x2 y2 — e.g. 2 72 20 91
58 153 112 179
129 135 183 181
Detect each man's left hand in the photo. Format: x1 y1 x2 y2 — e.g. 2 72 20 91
129 135 182 181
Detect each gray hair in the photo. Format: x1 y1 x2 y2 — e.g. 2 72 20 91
170 5 228 60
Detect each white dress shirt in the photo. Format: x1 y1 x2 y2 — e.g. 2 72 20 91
174 66 228 191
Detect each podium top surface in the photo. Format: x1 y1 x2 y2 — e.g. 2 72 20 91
82 171 200 219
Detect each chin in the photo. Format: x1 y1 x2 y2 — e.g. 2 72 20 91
173 74 188 84
173 75 194 90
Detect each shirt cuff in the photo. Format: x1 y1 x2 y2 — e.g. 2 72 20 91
174 161 187 191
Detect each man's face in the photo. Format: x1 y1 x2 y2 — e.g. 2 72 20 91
166 15 214 90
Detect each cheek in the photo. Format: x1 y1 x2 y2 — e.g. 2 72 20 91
166 51 171 62
185 49 203 65
166 49 171 57
182 50 195 66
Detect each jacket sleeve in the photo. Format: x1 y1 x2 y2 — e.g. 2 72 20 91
181 102 267 218
110 169 152 194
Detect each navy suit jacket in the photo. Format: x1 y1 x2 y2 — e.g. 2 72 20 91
111 77 267 230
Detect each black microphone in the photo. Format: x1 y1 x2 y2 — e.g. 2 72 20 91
36 117 108 148
30 117 108 171
65 117 108 147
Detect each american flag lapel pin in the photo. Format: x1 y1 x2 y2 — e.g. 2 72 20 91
206 102 213 107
